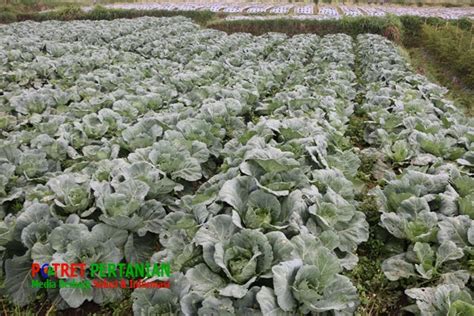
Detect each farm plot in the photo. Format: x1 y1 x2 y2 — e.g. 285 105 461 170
0 17 473 315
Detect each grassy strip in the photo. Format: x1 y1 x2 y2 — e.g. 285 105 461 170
22 6 220 25
1 5 222 25
0 0 85 23
399 15 473 46
208 16 404 42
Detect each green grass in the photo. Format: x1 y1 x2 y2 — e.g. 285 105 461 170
349 256 405 315
421 24 474 89
346 113 369 148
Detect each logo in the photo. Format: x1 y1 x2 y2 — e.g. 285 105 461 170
31 262 171 289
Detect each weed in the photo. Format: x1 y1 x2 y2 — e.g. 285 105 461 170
346 114 368 149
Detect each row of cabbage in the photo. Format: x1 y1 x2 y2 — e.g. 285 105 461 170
357 34 474 315
0 17 369 314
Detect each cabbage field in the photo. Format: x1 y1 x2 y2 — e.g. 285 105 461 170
0 16 473 315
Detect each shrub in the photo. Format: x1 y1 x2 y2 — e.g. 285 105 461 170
54 5 83 20
0 10 17 23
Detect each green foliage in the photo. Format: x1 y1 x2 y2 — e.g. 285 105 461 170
357 195 379 225
0 10 17 23
349 256 403 315
54 5 83 20
421 24 474 88
400 15 472 46
15 6 218 25
346 114 368 148
0 0 78 23
400 15 425 45
350 194 405 315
